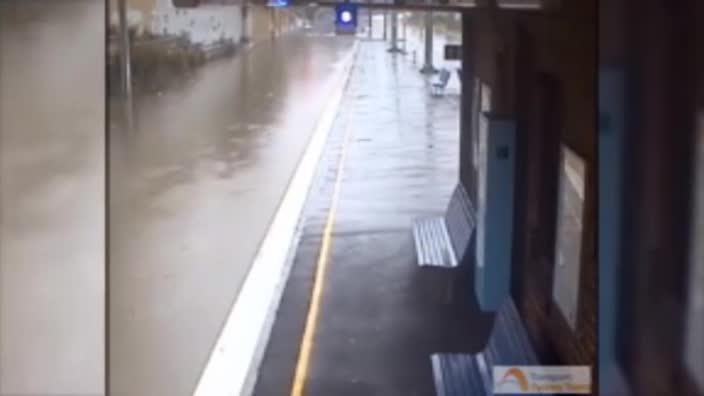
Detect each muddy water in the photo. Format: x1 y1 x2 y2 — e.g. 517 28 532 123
0 1 105 394
109 32 354 395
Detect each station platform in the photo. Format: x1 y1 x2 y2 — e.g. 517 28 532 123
253 41 494 396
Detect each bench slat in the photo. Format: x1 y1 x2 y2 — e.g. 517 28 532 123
431 299 550 396
413 183 474 268
431 354 487 396
484 300 538 371
431 69 452 95
444 184 475 263
413 217 458 268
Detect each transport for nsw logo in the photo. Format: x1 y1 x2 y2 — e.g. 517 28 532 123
496 367 531 392
493 366 591 394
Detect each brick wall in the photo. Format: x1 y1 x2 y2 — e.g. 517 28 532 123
462 0 596 368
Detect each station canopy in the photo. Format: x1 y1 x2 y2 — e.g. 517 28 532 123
291 0 546 12
179 0 550 12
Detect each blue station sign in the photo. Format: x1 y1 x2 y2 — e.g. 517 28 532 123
267 0 289 7
335 3 358 32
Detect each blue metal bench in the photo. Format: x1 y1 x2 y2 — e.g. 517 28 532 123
431 299 550 396
412 183 475 302
413 183 475 268
431 68 452 96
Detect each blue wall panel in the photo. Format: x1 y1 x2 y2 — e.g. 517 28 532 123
475 114 516 312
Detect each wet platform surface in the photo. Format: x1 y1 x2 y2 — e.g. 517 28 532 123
254 41 494 396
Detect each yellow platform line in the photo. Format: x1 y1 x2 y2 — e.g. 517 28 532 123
290 115 354 396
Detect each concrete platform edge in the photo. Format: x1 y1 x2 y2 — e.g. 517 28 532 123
192 40 359 396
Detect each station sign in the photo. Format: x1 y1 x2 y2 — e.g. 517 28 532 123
335 3 358 31
267 0 290 7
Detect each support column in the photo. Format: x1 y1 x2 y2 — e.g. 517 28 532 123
383 11 387 40
402 13 407 52
368 6 372 38
459 12 475 195
388 11 402 52
599 0 630 393
420 8 437 73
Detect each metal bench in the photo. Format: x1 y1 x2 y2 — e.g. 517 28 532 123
431 299 548 396
431 68 452 96
413 183 475 268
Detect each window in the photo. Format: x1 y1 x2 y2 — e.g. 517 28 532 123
552 145 585 330
686 113 704 392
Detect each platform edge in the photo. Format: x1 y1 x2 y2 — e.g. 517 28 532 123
192 41 360 396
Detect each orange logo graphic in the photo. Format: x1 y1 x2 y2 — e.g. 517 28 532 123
497 367 530 391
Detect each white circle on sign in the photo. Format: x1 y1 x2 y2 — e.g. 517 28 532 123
341 10 352 23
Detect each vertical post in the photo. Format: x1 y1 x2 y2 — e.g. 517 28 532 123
368 6 372 38
598 1 629 393
241 0 249 44
118 0 132 99
402 13 407 52
391 11 397 47
598 66 629 396
383 10 387 40
270 8 276 39
459 12 475 193
420 5 436 73
389 10 400 52
118 0 134 127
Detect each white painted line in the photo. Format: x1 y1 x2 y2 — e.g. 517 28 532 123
193 41 359 396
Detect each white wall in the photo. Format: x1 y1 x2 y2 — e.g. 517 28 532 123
151 0 244 45
110 0 246 45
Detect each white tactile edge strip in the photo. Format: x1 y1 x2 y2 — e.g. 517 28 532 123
193 41 359 396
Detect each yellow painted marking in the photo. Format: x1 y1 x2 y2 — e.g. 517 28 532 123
290 116 354 396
